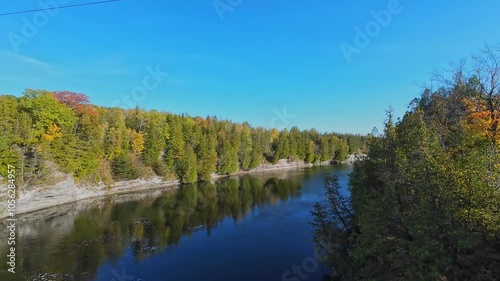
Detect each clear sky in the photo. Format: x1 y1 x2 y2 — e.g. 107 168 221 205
0 0 499 134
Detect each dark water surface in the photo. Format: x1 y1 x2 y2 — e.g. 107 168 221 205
1 165 351 281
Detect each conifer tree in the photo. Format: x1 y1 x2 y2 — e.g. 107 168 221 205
239 124 253 170
177 144 197 183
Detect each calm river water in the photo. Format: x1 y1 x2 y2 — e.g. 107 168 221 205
1 164 351 281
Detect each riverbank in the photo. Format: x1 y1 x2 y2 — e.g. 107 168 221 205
343 153 368 165
0 158 358 218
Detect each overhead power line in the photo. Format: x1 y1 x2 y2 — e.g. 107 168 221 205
0 0 120 17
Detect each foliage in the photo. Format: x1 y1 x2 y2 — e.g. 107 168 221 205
312 46 500 280
111 153 141 181
0 89 365 186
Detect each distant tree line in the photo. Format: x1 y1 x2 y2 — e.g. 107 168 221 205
0 90 366 185
312 46 500 280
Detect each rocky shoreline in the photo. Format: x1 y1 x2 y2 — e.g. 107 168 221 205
0 156 363 218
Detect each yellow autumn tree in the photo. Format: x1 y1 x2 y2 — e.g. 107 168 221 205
42 123 63 142
270 128 279 143
130 130 145 155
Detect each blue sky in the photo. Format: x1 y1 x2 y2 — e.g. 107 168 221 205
0 0 499 134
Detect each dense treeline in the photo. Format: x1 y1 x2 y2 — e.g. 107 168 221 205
312 46 500 280
0 90 366 186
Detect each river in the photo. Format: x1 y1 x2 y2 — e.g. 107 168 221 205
1 164 352 281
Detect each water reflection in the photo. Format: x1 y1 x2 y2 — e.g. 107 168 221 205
1 175 301 280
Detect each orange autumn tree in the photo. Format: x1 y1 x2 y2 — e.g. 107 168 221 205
460 45 500 146
462 97 500 145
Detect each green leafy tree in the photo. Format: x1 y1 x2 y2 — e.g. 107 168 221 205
195 118 217 181
217 123 239 174
305 139 316 163
142 111 169 166
111 153 140 180
177 144 197 183
239 124 253 170
165 116 185 171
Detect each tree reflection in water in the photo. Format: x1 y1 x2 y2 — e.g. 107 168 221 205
1 175 301 281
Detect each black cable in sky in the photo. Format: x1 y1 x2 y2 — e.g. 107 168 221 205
0 0 120 17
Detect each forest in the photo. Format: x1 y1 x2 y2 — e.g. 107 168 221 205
0 90 366 186
312 47 500 280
